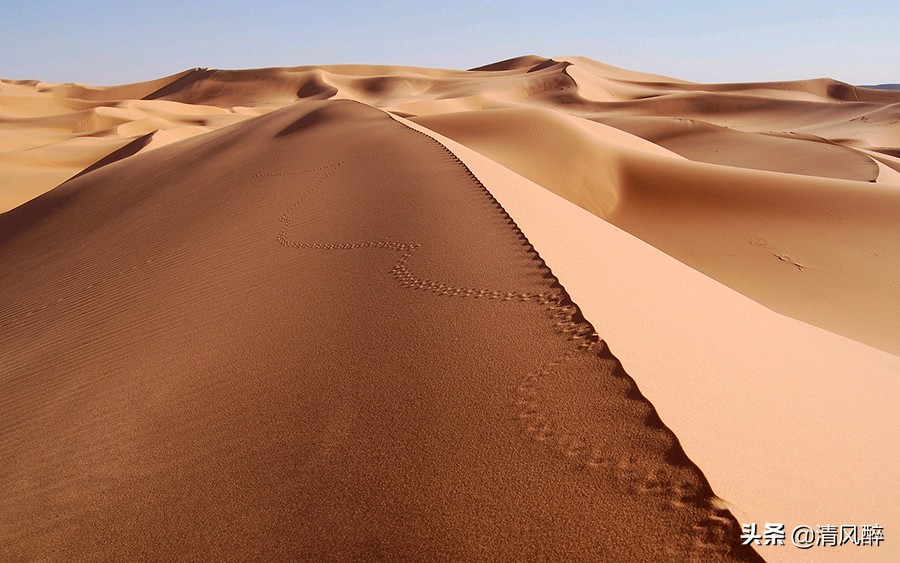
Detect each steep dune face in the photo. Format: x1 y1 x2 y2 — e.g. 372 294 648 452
412 107 682 215
0 100 759 561
417 120 900 563
596 115 880 181
412 106 900 355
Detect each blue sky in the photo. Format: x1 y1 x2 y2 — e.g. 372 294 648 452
2 1 897 85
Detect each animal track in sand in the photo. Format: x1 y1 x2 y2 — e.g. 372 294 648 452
513 345 722 518
257 160 571 307
748 236 805 271
251 130 729 545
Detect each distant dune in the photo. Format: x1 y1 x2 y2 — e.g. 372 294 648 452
861 83 900 91
2 56 898 561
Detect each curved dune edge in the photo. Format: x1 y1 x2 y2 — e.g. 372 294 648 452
6 55 899 218
1 99 767 560
409 106 900 358
4 59 899 359
399 116 900 563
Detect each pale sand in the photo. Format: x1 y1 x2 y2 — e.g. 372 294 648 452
410 107 900 357
2 55 898 560
403 118 898 562
0 78 255 211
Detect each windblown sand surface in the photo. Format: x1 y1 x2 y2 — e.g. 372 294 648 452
2 56 898 561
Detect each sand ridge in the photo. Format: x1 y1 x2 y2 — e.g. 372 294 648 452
0 99 763 560
414 119 899 562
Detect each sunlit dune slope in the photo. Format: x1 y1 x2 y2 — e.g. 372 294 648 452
412 106 900 355
409 118 899 563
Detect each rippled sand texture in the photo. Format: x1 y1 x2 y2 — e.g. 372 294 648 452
0 100 760 560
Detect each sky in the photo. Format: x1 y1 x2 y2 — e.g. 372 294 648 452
2 0 898 86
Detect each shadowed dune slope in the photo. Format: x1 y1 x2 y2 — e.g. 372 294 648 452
13 69 198 103
0 79 257 211
412 107 900 355
0 100 760 561
595 115 880 181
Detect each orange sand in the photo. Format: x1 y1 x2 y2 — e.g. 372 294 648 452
3 55 898 561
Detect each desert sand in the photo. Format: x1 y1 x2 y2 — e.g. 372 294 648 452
1 56 898 561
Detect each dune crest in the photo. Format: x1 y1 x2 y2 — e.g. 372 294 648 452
1 99 764 560
2 55 898 561
3 57 898 354
405 117 899 562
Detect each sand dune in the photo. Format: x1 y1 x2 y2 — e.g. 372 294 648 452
2 55 898 561
413 120 899 563
594 115 880 181
1 99 759 560
0 78 265 211
412 106 900 355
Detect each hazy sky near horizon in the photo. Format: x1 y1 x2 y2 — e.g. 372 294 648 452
2 0 898 85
